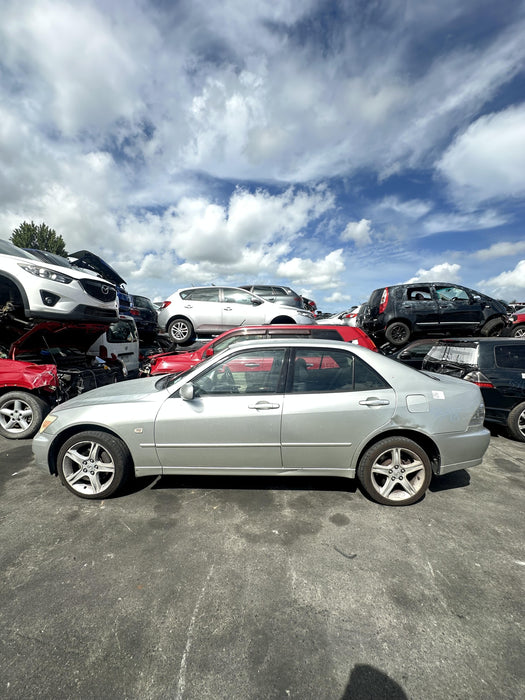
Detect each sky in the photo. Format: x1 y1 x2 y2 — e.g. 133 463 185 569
1 0 525 312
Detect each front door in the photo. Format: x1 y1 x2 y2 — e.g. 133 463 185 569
154 348 286 471
220 288 267 328
434 285 480 332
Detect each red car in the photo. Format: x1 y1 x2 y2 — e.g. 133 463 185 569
0 320 126 439
507 309 525 337
146 325 377 375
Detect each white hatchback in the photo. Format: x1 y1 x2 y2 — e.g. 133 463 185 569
0 239 118 323
157 286 316 344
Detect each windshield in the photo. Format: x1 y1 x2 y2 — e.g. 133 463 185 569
0 239 38 259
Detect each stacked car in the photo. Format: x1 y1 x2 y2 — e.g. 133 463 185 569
0 239 150 438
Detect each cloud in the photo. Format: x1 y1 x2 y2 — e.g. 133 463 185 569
422 209 508 234
277 249 345 289
480 260 525 299
438 104 525 205
341 219 373 246
404 262 461 284
475 241 525 260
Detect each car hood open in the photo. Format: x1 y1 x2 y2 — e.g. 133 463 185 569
69 250 127 287
8 321 114 359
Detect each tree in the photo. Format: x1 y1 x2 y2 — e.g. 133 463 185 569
10 221 68 255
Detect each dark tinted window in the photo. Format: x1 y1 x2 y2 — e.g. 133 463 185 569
290 348 389 393
180 288 220 302
494 344 525 369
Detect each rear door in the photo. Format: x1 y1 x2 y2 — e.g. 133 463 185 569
281 346 396 470
401 285 439 331
180 287 222 332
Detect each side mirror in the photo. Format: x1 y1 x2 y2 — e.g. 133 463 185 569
205 348 214 357
399 350 411 359
180 383 195 401
251 298 263 306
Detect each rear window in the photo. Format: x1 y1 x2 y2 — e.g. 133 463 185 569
426 344 478 365
494 344 525 369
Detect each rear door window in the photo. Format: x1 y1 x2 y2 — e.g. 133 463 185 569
494 345 525 369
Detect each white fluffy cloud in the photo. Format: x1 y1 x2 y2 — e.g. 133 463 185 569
480 260 525 298
438 104 525 205
341 219 373 246
405 263 461 284
475 241 525 260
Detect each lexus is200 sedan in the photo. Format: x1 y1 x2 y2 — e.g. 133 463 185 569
33 339 490 506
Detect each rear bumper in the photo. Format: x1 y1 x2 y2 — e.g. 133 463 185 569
433 427 490 475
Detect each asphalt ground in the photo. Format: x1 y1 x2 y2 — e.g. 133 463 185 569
1 430 524 700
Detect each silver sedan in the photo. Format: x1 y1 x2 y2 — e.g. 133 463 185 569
33 339 490 506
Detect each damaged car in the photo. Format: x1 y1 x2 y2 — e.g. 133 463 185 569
0 317 127 439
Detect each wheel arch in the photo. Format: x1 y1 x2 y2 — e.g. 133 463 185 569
46 424 134 476
270 315 296 324
0 271 30 312
354 429 441 475
164 314 192 332
386 317 413 331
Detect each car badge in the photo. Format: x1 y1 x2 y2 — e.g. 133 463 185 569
101 285 110 295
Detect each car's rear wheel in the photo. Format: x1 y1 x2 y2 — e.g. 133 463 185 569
480 317 505 336
509 324 525 338
167 318 195 345
357 436 432 506
507 402 525 442
56 431 131 499
385 321 410 347
0 391 48 439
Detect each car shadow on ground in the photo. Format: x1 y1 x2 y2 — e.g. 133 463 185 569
429 469 470 493
149 473 360 496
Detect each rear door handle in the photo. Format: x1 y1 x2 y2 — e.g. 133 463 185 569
359 398 390 406
248 401 280 410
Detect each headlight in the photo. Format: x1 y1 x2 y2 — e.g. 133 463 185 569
18 263 73 285
39 414 58 433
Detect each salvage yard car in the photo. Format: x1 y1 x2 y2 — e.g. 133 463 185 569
145 324 377 376
0 239 118 323
423 337 525 442
0 320 126 438
156 286 315 344
359 282 508 347
33 339 489 506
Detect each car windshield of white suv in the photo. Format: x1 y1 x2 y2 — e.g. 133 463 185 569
0 240 38 259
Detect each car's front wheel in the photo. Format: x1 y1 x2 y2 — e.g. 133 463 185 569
507 402 525 442
56 431 131 499
167 318 195 345
357 436 432 506
480 317 505 336
509 324 525 338
0 391 48 439
385 321 411 347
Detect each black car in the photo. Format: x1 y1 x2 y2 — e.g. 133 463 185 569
422 337 525 442
130 294 158 342
359 282 508 347
389 338 439 368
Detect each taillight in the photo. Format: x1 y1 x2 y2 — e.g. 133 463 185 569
379 288 389 315
130 308 140 316
463 370 494 388
159 301 171 310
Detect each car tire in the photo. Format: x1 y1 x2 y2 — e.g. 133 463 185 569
480 317 505 336
0 391 48 439
509 324 525 338
57 431 131 499
385 321 411 347
167 318 195 345
357 436 432 506
507 402 525 443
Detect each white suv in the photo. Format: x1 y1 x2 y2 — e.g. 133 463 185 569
0 239 119 323
157 286 316 343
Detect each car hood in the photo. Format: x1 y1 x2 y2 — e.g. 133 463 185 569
69 250 127 287
53 375 164 411
8 321 114 358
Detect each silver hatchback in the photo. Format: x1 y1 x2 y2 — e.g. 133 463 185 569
33 339 490 506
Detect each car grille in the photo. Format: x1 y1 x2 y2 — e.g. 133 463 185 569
81 306 118 319
79 279 117 302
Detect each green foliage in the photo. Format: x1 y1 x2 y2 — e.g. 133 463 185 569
10 221 67 256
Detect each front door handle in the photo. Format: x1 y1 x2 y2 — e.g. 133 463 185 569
248 401 280 410
359 398 390 406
